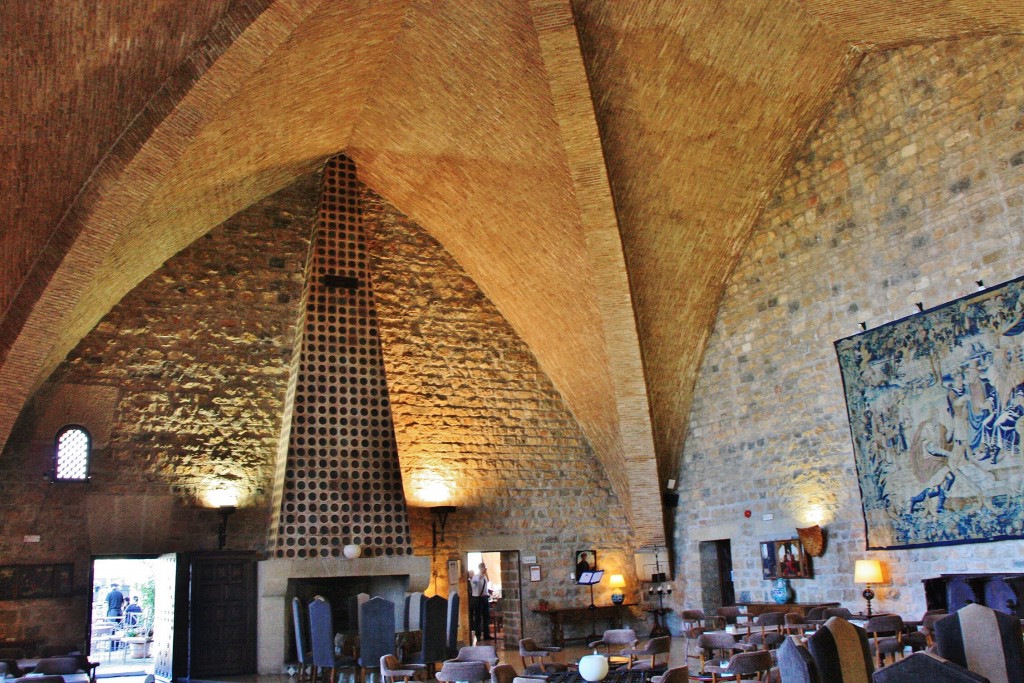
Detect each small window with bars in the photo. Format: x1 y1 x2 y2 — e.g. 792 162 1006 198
53 425 91 482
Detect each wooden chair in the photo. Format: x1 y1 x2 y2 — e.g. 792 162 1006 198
863 614 906 667
518 638 565 674
620 635 670 670
702 650 773 681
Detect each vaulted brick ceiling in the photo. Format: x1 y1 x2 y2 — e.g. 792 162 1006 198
2 0 1022 545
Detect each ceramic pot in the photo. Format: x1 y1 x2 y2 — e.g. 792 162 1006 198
771 577 793 604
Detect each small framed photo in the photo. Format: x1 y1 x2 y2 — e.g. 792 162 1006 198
530 565 541 582
447 559 462 586
573 549 596 583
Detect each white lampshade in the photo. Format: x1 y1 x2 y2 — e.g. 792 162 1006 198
609 574 626 589
578 654 609 682
854 559 883 584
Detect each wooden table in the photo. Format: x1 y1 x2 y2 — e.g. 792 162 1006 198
532 604 636 646
736 602 839 617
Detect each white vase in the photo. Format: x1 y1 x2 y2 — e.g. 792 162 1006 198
578 654 609 682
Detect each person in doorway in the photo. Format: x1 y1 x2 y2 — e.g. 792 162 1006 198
125 595 143 626
105 583 125 621
469 563 491 641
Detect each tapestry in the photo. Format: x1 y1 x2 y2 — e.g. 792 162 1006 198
835 276 1024 549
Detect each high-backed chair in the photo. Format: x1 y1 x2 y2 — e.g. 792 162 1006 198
309 596 360 683
702 649 774 681
406 595 447 676
588 628 637 666
934 603 1024 683
863 614 907 667
620 635 671 670
446 592 460 659
404 593 424 632
518 639 565 674
293 597 314 682
776 636 819 683
359 597 397 683
871 652 989 682
806 616 874 683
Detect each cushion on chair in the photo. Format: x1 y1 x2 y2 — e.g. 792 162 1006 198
777 636 819 683
871 652 989 682
807 616 874 683
934 603 1024 683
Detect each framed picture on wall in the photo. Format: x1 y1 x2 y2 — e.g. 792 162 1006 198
573 550 596 583
760 540 811 579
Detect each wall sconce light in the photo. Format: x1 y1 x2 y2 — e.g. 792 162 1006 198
217 505 237 550
854 559 884 617
431 505 456 547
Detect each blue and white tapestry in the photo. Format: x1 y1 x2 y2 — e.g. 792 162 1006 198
836 276 1024 549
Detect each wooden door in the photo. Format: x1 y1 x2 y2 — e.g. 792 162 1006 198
152 553 189 683
188 552 256 677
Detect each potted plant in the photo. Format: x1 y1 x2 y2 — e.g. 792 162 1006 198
123 629 152 659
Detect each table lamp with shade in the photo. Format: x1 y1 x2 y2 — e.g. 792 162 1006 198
609 574 626 605
854 559 883 617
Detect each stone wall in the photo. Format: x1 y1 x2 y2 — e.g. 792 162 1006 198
0 175 317 647
363 188 641 641
677 35 1024 618
0 166 643 647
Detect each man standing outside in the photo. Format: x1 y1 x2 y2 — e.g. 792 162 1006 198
105 583 124 622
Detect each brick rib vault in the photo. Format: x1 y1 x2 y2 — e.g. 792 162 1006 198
271 155 412 559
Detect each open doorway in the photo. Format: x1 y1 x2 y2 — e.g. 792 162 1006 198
89 557 159 678
467 550 522 648
698 539 735 615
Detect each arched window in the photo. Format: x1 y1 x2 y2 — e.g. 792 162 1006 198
53 425 91 481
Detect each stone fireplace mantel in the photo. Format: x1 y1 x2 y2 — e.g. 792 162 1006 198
257 555 431 674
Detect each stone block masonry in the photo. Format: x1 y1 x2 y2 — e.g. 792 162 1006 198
679 35 1024 618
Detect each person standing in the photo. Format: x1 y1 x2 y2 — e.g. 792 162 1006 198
105 583 124 622
469 563 491 641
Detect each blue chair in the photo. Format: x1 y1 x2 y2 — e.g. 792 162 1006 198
309 596 359 683
358 597 396 683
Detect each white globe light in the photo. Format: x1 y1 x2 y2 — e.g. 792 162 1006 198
578 654 608 682
343 544 362 559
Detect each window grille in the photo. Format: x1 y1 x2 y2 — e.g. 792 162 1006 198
54 425 90 481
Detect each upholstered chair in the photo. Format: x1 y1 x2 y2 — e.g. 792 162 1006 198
933 603 1024 683
776 636 819 683
448 646 499 670
489 664 516 683
784 612 811 635
822 607 854 620
380 655 425 683
435 660 488 683
702 649 774 681
308 596 360 683
650 665 689 683
863 614 907 667
806 616 874 683
619 635 671 670
587 629 638 667
871 651 988 682
518 639 565 674
690 632 743 677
